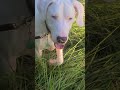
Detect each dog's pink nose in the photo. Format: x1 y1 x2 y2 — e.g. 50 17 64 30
57 36 67 43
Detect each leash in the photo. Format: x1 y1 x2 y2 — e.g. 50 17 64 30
0 24 17 31
0 17 33 32
0 17 35 49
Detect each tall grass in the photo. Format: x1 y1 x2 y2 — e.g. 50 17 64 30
86 0 120 90
35 23 85 90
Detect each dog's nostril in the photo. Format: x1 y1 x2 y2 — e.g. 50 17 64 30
57 36 67 43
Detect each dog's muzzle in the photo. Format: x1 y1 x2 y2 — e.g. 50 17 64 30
54 36 67 49
57 36 67 43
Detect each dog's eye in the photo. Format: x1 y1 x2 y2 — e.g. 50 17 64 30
69 18 73 20
52 16 58 19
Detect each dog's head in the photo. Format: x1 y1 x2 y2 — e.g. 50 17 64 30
37 0 84 49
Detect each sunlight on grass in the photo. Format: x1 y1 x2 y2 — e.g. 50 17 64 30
35 23 85 90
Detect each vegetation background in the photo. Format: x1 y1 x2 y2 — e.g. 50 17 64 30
86 0 120 90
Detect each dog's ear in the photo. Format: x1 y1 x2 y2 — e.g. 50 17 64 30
36 0 54 21
73 0 84 27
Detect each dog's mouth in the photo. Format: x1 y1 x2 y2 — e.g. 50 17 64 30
54 43 65 49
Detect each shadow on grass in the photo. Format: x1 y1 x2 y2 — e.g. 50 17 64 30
86 1 120 90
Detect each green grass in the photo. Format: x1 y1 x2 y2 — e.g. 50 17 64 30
35 23 85 90
0 55 35 90
86 0 120 90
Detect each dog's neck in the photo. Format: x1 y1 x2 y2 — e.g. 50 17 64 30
35 21 50 39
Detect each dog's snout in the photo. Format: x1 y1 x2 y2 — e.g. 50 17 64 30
57 36 67 43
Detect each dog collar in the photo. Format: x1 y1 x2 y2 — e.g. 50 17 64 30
35 20 50 39
35 33 49 39
45 20 51 33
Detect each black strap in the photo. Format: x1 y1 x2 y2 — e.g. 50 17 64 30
0 17 33 32
35 33 49 39
35 36 41 39
45 20 51 33
0 24 17 31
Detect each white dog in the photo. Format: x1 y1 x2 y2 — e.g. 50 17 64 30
35 0 84 65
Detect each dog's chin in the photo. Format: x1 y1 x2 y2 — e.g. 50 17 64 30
54 43 65 49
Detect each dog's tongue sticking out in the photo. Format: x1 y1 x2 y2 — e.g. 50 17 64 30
55 43 64 49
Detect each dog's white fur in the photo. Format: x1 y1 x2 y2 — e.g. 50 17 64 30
35 0 84 65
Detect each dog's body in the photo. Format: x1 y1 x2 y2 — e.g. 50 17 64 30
0 18 34 72
0 0 35 73
35 0 84 65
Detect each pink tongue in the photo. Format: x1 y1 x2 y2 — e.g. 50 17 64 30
55 43 64 49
